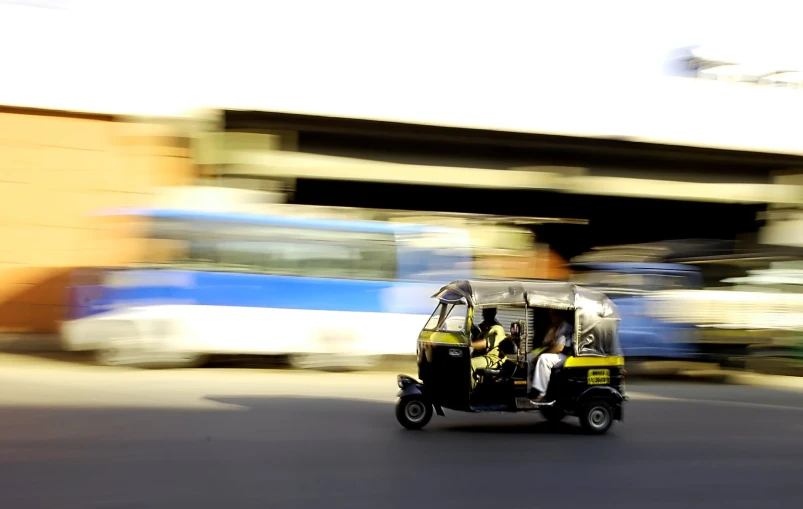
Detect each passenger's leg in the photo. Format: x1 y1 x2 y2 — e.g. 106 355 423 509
531 353 561 394
525 348 548 388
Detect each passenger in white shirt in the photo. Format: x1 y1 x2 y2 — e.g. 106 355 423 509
528 309 574 402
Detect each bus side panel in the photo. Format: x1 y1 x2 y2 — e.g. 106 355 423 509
78 270 398 312
64 226 476 359
63 269 443 357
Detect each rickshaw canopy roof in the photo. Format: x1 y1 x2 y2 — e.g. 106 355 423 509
433 279 620 320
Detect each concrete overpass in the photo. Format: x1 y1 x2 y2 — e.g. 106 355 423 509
191 110 802 202
180 109 803 258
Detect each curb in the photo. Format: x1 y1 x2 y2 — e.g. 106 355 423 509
674 368 803 392
720 371 803 392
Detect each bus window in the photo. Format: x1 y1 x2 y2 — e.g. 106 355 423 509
646 275 694 291
570 272 646 291
137 216 404 280
148 225 397 281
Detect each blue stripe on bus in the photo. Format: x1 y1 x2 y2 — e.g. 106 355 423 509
73 271 450 319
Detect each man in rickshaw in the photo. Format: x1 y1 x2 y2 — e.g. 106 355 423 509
470 307 507 388
528 309 574 401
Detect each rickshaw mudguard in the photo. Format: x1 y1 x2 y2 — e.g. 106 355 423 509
396 377 424 398
576 386 625 421
396 375 445 416
396 385 423 398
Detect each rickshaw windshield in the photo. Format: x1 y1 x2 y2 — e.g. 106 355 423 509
423 302 468 332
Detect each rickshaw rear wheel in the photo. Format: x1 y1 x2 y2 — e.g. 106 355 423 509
580 400 613 435
396 395 433 430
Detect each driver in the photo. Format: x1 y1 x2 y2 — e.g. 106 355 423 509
470 307 506 388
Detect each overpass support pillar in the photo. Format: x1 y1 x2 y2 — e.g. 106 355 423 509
759 172 803 247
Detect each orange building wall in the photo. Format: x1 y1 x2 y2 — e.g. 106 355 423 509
479 248 570 281
0 107 197 334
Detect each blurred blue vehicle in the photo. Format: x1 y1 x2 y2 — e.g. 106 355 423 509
570 262 703 359
61 208 474 368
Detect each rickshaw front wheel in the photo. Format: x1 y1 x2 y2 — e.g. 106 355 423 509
580 400 613 435
396 395 433 430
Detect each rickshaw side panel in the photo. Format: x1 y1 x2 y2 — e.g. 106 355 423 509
548 356 625 418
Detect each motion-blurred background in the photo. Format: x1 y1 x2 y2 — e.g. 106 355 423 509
2 0 803 376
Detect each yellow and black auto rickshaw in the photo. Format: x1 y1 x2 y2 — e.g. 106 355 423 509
395 280 626 434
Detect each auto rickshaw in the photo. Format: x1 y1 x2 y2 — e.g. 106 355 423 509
395 280 626 434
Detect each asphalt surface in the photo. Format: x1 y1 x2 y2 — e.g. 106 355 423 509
0 355 801 509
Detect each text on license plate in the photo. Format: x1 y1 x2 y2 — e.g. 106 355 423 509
587 369 610 385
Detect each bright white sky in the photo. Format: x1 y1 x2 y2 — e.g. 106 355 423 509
1 0 802 151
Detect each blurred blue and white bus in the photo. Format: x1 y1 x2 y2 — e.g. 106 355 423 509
61 208 474 369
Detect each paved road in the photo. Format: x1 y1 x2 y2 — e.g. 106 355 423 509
0 355 801 509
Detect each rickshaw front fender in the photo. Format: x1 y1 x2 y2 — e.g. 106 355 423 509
396 384 425 399
396 375 445 416
576 386 625 420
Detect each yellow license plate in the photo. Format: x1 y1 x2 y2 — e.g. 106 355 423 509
588 369 610 385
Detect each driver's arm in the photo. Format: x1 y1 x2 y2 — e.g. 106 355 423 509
471 325 504 352
471 339 488 351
